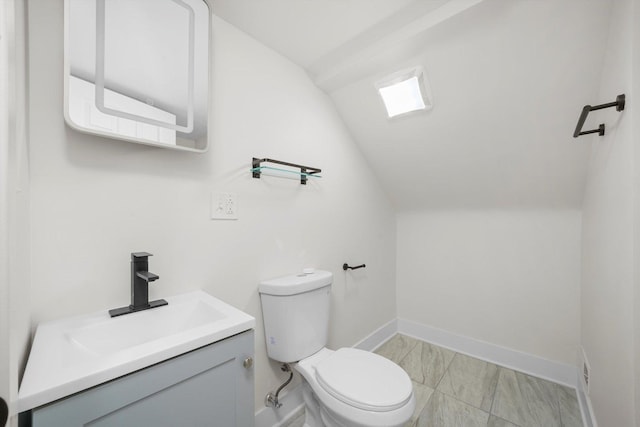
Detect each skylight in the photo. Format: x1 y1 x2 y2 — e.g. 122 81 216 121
376 67 432 118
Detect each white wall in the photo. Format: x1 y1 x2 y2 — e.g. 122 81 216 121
27 0 397 413
397 210 581 365
581 0 637 425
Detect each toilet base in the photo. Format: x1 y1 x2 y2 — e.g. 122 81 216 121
301 381 323 427
300 381 352 427
295 348 416 427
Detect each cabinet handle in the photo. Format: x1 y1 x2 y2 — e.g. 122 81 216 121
243 357 253 369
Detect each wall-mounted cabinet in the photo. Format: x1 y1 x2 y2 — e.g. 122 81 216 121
64 0 211 152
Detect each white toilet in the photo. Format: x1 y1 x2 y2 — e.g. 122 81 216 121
259 270 415 427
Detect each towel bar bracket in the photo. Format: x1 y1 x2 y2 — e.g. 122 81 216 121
573 94 625 138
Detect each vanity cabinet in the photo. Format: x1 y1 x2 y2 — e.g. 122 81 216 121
27 330 254 427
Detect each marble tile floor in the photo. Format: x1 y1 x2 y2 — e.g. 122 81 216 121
283 334 583 427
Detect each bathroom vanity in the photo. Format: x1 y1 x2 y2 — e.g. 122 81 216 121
27 331 253 426
18 291 255 427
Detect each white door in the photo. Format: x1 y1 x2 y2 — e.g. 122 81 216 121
0 1 27 425
0 0 13 424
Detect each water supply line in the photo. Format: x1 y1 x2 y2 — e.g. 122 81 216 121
265 363 293 408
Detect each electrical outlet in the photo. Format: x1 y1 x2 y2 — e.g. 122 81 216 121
211 192 238 220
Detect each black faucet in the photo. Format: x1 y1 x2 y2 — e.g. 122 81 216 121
109 252 168 317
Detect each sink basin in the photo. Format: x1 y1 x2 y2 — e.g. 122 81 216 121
68 298 226 355
18 290 255 412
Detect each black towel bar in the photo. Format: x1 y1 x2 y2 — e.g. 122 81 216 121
573 94 625 138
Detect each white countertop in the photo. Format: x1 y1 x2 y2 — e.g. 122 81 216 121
18 290 255 412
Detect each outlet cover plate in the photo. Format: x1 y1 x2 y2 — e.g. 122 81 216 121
211 192 238 220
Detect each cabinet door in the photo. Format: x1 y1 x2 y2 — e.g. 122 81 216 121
32 331 254 427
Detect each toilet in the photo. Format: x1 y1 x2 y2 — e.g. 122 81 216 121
259 270 415 427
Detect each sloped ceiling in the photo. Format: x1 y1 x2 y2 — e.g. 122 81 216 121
213 0 613 210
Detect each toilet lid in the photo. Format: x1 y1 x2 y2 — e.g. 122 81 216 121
315 348 412 412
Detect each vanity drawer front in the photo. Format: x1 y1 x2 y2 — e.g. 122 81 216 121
30 330 254 427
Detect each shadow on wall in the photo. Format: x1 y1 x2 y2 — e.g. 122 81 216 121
63 126 214 180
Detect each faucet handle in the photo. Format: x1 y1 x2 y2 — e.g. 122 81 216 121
132 252 153 259
136 271 159 282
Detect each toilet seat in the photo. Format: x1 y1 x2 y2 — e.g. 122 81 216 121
315 348 413 412
297 347 415 427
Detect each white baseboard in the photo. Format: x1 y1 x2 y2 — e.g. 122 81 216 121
576 370 598 427
397 318 578 388
352 318 398 352
255 317 587 427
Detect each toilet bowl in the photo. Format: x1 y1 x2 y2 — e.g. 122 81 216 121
258 270 415 427
296 347 415 427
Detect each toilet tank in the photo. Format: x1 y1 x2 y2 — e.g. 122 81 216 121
259 270 332 363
